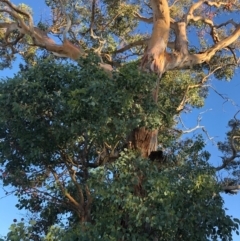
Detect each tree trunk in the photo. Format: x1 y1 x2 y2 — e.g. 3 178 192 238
128 127 158 158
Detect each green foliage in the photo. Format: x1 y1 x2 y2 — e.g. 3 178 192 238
84 150 238 241
3 147 239 241
0 0 240 239
0 55 163 234
0 54 239 240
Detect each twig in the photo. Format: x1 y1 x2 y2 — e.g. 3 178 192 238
176 67 221 112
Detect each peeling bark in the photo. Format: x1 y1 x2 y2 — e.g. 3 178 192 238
1 0 240 160
128 127 158 158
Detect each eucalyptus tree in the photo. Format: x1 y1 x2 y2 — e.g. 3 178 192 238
0 0 240 240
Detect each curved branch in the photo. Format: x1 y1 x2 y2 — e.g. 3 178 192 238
114 39 148 54
50 167 80 211
164 24 240 72
2 0 34 29
215 133 240 171
186 0 229 24
188 15 214 26
217 19 238 29
134 12 153 23
0 2 86 62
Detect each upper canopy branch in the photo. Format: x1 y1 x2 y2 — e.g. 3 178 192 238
0 0 239 76
164 23 240 71
0 0 85 60
187 15 214 27
176 66 221 112
185 0 230 24
2 0 34 29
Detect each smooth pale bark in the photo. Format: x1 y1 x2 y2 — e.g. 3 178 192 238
1 0 240 158
141 0 170 75
139 0 170 156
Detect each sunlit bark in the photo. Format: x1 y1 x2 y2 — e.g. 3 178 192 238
0 0 240 159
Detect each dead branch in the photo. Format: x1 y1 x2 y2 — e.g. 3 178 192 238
217 19 238 29
234 110 240 120
178 112 214 141
209 85 239 108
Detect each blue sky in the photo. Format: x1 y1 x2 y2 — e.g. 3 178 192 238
0 0 240 239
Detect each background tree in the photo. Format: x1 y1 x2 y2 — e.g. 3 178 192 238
0 0 240 240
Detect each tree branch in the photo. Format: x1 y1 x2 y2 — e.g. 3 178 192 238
215 132 240 171
141 0 170 75
165 24 240 71
134 12 153 23
114 39 148 54
50 167 80 210
222 185 240 194
186 0 229 24
2 0 34 30
176 67 221 112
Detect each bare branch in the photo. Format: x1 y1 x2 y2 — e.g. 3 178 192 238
210 26 238 64
178 112 214 141
217 19 238 29
165 24 240 71
188 15 214 27
62 15 71 41
102 12 122 31
134 12 153 23
234 110 240 120
169 0 181 9
209 85 240 108
180 115 204 134
114 39 148 54
90 0 96 33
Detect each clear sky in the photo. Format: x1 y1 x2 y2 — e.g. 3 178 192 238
0 0 240 239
